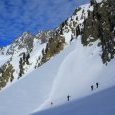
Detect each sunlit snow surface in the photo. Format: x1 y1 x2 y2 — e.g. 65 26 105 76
0 55 10 66
0 1 114 114
0 37 115 115
96 0 105 3
33 38 115 112
0 39 77 115
33 86 115 115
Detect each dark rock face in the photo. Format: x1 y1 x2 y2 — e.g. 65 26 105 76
0 63 15 90
18 52 30 78
42 35 65 62
82 0 115 64
35 34 65 68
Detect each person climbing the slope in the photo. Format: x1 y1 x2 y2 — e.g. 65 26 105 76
50 102 53 106
96 82 99 88
91 82 99 91
67 95 71 101
91 85 93 91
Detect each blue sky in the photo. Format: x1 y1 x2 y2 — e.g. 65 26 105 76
0 0 89 46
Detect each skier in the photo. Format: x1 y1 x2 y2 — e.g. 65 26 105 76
67 95 71 101
50 102 53 105
96 82 99 88
91 85 93 91
70 35 74 43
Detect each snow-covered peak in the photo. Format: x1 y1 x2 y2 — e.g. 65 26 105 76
0 0 114 92
18 32 33 41
96 0 107 3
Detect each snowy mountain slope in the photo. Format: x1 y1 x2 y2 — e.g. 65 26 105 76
0 0 115 115
0 1 93 90
1 37 115 115
33 86 115 115
0 30 65 90
0 40 77 115
0 0 114 90
0 55 10 67
31 37 115 113
0 2 93 90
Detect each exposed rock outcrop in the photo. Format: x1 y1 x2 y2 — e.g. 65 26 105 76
82 0 115 63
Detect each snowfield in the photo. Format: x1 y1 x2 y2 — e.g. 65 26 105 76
33 86 115 115
0 0 115 114
0 39 77 115
0 37 115 115
0 55 11 67
32 37 115 113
